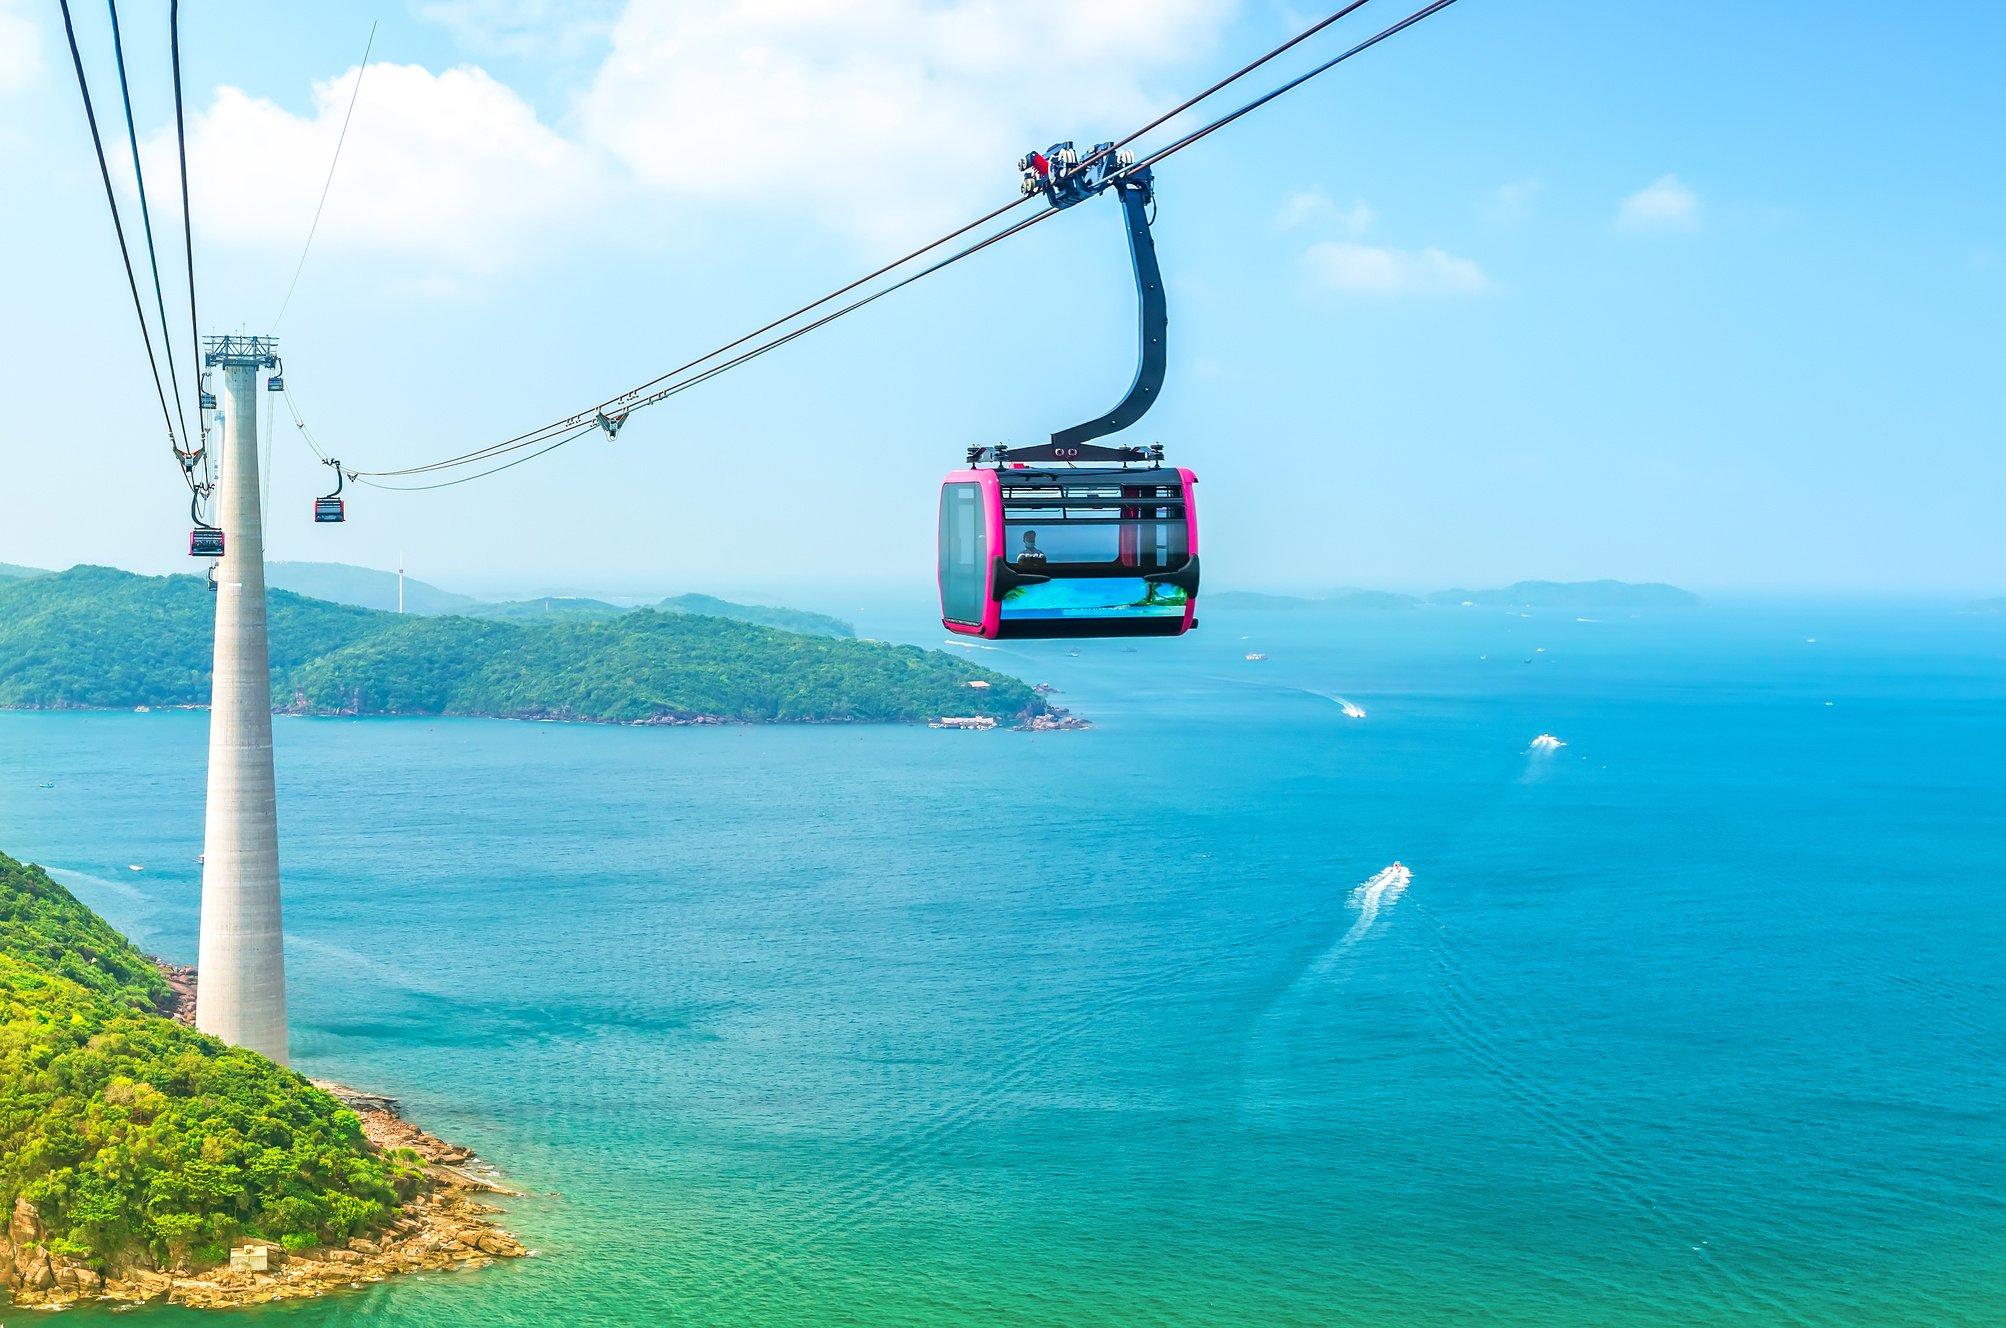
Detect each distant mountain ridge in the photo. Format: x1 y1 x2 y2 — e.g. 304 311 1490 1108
0 562 50 582
1208 579 1702 611
0 567 1033 724
266 561 479 615
264 561 855 637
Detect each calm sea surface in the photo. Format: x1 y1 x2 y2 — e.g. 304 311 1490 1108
2 600 2002 1326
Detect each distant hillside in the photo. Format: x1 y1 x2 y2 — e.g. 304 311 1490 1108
0 562 50 582
266 561 479 615
0 566 1036 724
659 593 855 638
263 562 857 637
1207 589 1418 611
1209 580 1698 612
1426 580 1700 609
467 596 629 622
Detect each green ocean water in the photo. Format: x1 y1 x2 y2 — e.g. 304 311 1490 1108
2 601 2002 1325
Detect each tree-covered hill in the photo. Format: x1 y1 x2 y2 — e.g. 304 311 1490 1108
656 593 855 638
0 855 169 1013
0 852 411 1278
0 566 1038 723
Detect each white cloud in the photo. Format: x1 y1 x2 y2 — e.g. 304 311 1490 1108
146 0 1238 274
1617 173 1698 232
577 0 1238 247
1302 241 1490 296
417 0 622 58
152 62 603 271
1487 176 1539 222
0 0 42 93
1276 189 1373 236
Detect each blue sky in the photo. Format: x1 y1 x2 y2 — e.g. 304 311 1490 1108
1 0 1999 600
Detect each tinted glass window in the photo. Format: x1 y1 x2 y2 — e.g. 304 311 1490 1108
939 483 988 624
1005 516 1186 570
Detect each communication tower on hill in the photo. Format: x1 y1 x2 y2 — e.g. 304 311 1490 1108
196 334 289 1064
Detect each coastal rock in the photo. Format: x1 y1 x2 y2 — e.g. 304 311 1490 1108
9 1196 44 1246
475 1229 526 1257
103 1268 175 1302
152 960 199 1024
3 1084 530 1311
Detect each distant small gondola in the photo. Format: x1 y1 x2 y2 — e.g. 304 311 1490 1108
314 458 345 523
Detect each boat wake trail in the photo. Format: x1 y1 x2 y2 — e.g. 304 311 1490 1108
1341 862 1412 946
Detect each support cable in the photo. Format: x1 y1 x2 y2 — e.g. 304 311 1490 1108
273 21 377 330
352 0 1463 485
107 0 193 452
1129 0 1464 175
355 204 1066 490
170 0 204 447
58 0 186 475
359 3 1390 481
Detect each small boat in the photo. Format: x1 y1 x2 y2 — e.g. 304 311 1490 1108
134 705 152 713
38 781 55 789
1530 733 1565 751
1244 652 1267 661
127 864 144 872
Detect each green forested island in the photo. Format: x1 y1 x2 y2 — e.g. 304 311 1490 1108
262 560 858 636
0 851 417 1300
0 567 1039 724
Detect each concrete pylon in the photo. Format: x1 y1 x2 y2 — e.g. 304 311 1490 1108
196 336 288 1064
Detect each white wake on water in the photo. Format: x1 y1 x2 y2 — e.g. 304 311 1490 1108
1342 862 1413 946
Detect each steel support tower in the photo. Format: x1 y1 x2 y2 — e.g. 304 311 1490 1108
196 334 288 1063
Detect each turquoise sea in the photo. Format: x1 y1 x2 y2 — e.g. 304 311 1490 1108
2 599 2003 1326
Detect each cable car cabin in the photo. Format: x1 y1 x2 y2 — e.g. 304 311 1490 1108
199 391 217 410
267 375 284 392
314 496 345 523
189 528 224 558
939 451 1198 640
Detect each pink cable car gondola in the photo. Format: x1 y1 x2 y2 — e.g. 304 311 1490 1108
939 141 1197 640
940 443 1197 640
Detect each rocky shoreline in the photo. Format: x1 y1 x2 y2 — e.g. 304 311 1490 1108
0 966 529 1311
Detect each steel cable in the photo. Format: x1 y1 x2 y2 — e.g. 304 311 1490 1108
58 0 187 475
351 0 1464 484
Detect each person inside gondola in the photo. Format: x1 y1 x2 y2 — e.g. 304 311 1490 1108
1016 530 1048 567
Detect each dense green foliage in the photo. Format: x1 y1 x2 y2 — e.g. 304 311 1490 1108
468 596 629 622
0 567 378 709
0 566 1037 722
0 857 168 1013
288 610 1033 722
656 593 855 638
0 852 410 1269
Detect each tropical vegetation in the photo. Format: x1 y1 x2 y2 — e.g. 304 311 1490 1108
0 852 414 1271
0 566 1038 722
